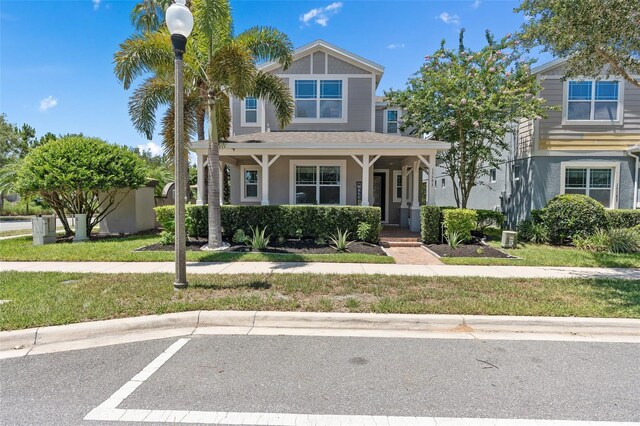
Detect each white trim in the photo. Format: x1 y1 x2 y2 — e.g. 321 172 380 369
383 109 401 134
289 159 347 205
324 52 328 74
374 169 389 223
289 76 349 124
561 79 624 126
559 161 620 209
392 170 402 203
240 164 261 202
240 97 262 128
370 75 376 132
229 95 234 136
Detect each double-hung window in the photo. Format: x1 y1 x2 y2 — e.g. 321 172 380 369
563 167 614 208
241 165 260 201
566 80 621 122
291 161 344 205
392 170 402 202
241 97 260 127
385 110 400 134
294 79 343 120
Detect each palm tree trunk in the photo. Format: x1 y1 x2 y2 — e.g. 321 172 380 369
206 94 223 248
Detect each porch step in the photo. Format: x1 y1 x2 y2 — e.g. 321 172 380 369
379 237 420 243
380 241 422 248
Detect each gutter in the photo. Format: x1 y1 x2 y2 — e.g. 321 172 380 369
627 145 640 210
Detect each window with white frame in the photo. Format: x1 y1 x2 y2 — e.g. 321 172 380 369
566 80 621 122
241 165 260 201
294 79 343 119
385 109 400 134
241 97 260 127
441 178 446 189
392 170 402 202
512 163 521 181
291 161 344 205
489 168 497 183
563 166 615 208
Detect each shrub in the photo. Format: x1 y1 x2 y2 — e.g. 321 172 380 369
420 206 442 244
607 228 640 253
445 229 463 249
155 205 382 243
517 219 549 244
542 194 607 245
248 226 270 251
475 209 505 232
574 229 609 252
232 229 248 245
159 230 174 245
605 210 640 229
442 208 477 242
329 228 353 252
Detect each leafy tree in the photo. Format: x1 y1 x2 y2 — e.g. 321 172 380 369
386 30 551 208
15 136 147 236
114 0 294 249
516 0 640 88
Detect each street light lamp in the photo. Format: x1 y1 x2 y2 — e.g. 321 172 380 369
166 0 193 289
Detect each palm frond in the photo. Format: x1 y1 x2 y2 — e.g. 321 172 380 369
236 26 293 69
252 71 294 129
130 0 168 32
128 75 174 140
208 40 256 98
215 92 230 140
160 92 201 162
114 30 174 90
192 0 232 50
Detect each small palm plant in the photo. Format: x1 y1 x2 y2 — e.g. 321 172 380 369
446 229 464 249
330 228 353 252
248 226 270 251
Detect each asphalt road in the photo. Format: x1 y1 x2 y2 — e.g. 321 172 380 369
1 335 639 425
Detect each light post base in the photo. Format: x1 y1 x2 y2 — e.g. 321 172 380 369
173 281 188 290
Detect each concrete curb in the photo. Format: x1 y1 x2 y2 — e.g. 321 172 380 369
2 311 640 354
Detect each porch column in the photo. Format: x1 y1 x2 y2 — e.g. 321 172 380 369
219 162 224 205
196 152 205 205
400 165 410 228
428 154 437 206
261 153 269 205
410 160 421 232
361 154 370 206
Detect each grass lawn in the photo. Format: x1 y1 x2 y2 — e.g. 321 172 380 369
0 227 66 238
441 241 640 268
0 234 393 264
1 272 639 330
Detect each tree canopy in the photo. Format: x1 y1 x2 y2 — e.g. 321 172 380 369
385 30 551 208
516 0 640 88
16 136 147 235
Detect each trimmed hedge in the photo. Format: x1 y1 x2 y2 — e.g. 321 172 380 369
475 209 505 231
420 206 442 244
155 205 382 243
606 210 640 229
443 209 477 242
542 194 608 244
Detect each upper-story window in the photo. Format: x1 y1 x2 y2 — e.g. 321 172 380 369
384 109 400 134
565 80 622 123
241 97 261 127
294 79 343 120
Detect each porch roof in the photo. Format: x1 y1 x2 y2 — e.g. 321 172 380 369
190 131 450 151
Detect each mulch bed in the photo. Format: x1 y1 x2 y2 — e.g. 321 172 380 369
138 238 387 256
427 242 512 258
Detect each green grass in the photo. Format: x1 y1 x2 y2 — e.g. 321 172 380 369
0 227 66 238
1 271 639 330
441 240 640 268
0 234 393 263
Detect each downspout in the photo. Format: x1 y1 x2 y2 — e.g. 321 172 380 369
627 148 639 210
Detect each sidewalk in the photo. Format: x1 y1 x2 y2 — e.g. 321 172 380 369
1 261 639 279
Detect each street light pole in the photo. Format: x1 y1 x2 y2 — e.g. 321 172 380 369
166 0 193 290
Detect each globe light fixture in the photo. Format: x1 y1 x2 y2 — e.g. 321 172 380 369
166 0 193 289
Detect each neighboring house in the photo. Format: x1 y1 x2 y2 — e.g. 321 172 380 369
191 40 448 232
433 58 640 227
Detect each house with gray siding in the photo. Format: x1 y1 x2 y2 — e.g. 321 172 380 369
191 40 448 232
433 58 640 227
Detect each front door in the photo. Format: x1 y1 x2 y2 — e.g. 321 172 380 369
373 172 386 222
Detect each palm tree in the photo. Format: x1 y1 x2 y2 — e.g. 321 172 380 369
130 0 172 32
114 0 294 249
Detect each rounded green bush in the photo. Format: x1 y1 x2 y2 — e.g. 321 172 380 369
543 194 607 245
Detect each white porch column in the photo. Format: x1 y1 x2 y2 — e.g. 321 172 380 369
219 162 224 205
261 153 269 206
361 154 370 206
196 152 205 205
428 154 437 206
399 165 410 228
410 160 421 232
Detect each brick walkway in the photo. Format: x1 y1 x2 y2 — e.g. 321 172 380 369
383 246 443 265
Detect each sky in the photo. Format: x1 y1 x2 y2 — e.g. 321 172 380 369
0 0 552 156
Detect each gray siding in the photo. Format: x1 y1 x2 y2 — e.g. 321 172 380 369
313 51 326 74
327 55 370 74
375 109 383 133
274 55 311 74
231 97 261 136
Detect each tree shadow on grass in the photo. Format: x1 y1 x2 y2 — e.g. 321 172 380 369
585 278 640 316
190 279 272 290
591 253 640 268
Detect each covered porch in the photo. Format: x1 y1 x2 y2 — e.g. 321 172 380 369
191 132 449 232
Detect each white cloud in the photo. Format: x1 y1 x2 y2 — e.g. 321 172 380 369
387 43 405 49
300 2 343 27
438 12 460 25
92 0 100 10
471 0 481 9
137 142 163 157
39 96 58 112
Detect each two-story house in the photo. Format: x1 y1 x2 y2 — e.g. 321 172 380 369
190 40 449 232
433 57 640 226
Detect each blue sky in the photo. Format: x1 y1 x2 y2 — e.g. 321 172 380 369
0 0 552 155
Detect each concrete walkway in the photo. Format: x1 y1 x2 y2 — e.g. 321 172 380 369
1 261 639 279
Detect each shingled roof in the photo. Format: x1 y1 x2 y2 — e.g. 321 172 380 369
223 131 445 146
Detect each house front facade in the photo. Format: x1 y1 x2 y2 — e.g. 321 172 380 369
432 58 640 226
191 40 449 232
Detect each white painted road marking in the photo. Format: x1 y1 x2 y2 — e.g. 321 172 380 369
84 338 640 425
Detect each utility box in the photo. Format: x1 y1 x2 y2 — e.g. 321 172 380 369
501 230 517 248
32 216 57 246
